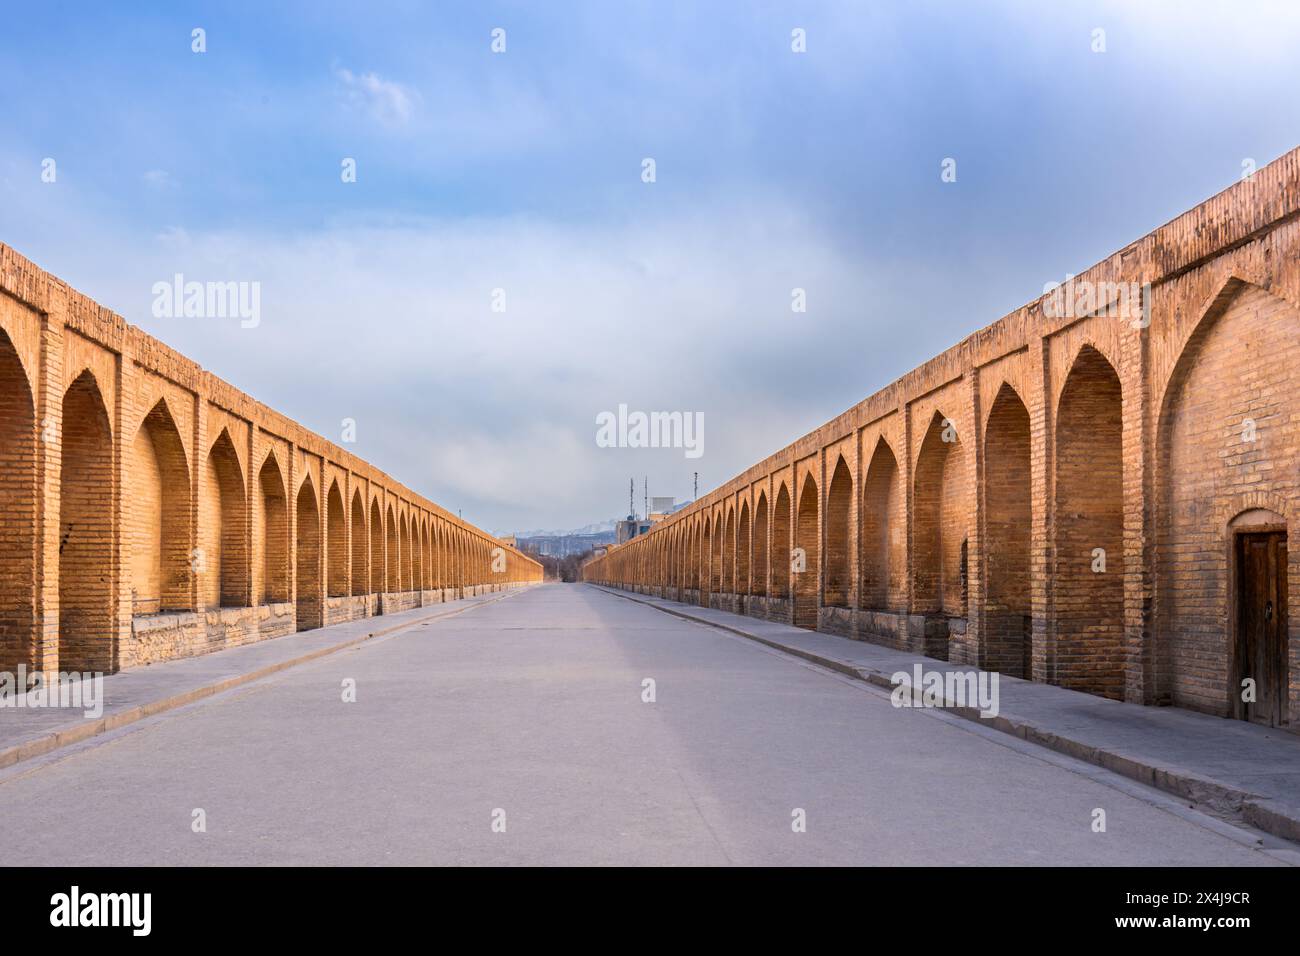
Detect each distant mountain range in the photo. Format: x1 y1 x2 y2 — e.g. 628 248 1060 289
502 500 692 540
509 519 620 539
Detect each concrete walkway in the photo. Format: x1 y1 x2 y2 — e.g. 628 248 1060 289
0 589 525 770
595 586 1300 843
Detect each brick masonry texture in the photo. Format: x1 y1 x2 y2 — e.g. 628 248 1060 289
586 146 1300 728
0 247 542 674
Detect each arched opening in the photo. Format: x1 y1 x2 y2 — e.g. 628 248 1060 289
257 453 289 605
200 428 248 610
59 371 114 671
723 507 735 595
400 512 413 591
369 498 383 597
295 479 322 631
861 438 904 611
913 411 970 622
983 383 1033 677
433 523 444 588
0 330 36 673
710 515 722 594
350 490 368 597
772 484 791 601
665 529 676 592
825 456 852 607
1054 345 1124 699
736 500 751 598
753 492 769 597
421 519 432 590
691 522 702 599
386 504 399 592
1158 281 1300 721
700 520 711 605
327 480 347 598
130 399 193 614
451 532 462 590
794 476 820 628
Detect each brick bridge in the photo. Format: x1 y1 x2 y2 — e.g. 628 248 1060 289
586 146 1300 730
0 246 542 676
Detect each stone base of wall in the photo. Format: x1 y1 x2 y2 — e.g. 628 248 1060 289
946 616 972 665
380 591 421 614
128 602 295 669
818 605 855 637
754 597 792 623
324 595 372 627
847 609 910 651
908 614 954 661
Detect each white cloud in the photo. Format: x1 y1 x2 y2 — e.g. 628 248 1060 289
333 66 416 125
34 198 891 532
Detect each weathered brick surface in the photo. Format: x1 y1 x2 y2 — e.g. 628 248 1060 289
0 245 541 674
587 146 1300 729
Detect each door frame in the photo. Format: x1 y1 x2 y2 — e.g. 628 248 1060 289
1228 522 1288 725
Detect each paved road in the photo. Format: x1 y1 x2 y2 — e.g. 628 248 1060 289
0 584 1287 865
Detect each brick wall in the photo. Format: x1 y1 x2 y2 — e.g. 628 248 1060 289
585 145 1300 728
0 244 541 676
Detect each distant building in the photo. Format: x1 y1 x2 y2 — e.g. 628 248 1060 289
616 515 652 544
517 531 615 558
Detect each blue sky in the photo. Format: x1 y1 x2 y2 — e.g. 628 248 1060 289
3 1 1300 532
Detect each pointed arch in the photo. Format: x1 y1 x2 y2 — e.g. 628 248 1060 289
433 521 444 589
0 329 36 672
257 451 290 605
772 483 792 600
1054 345 1124 699
200 427 249 610
752 491 769 597
351 488 368 597
369 496 384 597
1156 279 1300 719
861 437 903 611
295 476 322 630
421 517 432 590
983 383 1032 677
825 455 853 608
131 398 193 613
691 519 702 598
736 499 751 597
710 513 722 594
794 474 820 628
326 479 347 598
386 503 400 592
59 370 114 670
913 410 970 622
400 510 414 591
723 505 736 595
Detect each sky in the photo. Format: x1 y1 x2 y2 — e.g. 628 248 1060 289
3 0 1300 534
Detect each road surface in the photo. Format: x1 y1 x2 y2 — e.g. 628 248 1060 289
0 583 1286 865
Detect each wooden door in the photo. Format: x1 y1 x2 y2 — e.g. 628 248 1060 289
1235 532 1288 726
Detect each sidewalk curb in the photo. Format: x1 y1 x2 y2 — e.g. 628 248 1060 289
595 585 1300 844
0 590 520 773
